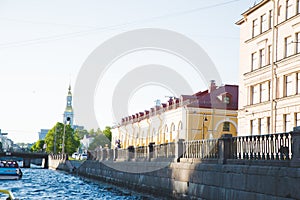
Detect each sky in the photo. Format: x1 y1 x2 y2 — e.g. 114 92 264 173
0 0 258 143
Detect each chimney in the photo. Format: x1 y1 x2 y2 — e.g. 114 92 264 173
209 80 217 92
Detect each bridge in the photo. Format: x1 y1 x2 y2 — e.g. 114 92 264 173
0 151 49 168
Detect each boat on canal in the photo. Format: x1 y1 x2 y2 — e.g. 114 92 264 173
0 160 22 180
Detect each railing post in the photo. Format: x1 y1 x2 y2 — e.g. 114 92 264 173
148 142 154 161
107 149 113 160
102 148 107 160
175 139 184 162
291 127 300 167
218 134 232 164
114 148 118 161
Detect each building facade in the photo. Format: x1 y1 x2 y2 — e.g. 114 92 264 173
111 82 238 149
237 0 300 136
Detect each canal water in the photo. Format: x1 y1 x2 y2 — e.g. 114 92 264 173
0 167 157 200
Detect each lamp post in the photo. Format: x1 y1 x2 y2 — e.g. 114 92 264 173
202 114 208 140
62 117 70 154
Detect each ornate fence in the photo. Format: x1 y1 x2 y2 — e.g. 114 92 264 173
232 132 292 160
88 129 300 167
183 139 219 159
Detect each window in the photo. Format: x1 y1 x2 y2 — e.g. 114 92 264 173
258 118 262 135
296 32 300 53
285 75 293 96
260 81 270 102
261 14 267 32
269 10 273 29
223 96 230 104
284 114 291 132
286 0 294 19
267 117 271 134
251 52 258 70
297 0 300 14
259 48 265 67
252 19 259 37
285 36 293 57
223 122 230 132
268 45 272 65
296 113 300 127
251 85 259 104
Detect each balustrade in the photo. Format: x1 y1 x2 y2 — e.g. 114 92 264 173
233 132 292 160
87 130 299 166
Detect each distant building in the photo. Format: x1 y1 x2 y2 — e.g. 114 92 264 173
38 129 49 140
237 0 300 135
63 85 74 126
111 81 238 149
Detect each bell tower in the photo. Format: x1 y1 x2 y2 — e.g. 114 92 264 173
63 85 74 126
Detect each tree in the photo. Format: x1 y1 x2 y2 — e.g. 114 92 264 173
103 126 112 141
30 140 45 152
45 122 80 155
75 129 89 140
88 133 111 150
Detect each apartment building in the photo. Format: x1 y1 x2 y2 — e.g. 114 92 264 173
237 0 300 135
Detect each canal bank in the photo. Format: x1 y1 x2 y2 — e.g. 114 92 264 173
75 159 300 200
49 131 300 199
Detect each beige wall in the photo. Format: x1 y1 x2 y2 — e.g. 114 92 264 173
238 0 300 136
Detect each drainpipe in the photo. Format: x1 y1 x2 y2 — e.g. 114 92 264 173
271 0 278 134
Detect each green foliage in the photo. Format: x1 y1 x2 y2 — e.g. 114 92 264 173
44 122 80 155
103 126 112 141
30 140 45 152
88 133 111 150
75 129 89 140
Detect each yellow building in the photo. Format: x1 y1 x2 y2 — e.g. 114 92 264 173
111 81 238 149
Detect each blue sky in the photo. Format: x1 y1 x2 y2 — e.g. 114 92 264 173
0 0 257 143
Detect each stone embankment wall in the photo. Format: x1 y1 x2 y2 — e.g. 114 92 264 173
48 154 82 172
76 160 300 200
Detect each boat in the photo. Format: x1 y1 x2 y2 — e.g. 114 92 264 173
0 189 17 200
0 160 22 180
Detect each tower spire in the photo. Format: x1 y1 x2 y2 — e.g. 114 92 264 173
63 84 74 126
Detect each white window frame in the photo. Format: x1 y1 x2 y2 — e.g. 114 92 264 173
296 32 300 53
251 85 259 104
285 36 293 57
251 52 258 70
285 74 293 96
296 112 300 127
260 81 269 102
252 19 259 37
286 0 294 19
261 14 267 33
268 45 272 65
259 48 265 67
267 117 271 134
269 10 273 29
250 120 254 135
284 114 291 132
